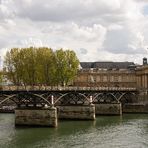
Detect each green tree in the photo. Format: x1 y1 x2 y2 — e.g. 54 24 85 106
36 47 55 85
4 47 79 87
54 49 79 86
0 71 2 83
4 48 22 85
0 71 2 90
20 47 37 86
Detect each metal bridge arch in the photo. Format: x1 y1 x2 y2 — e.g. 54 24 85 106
0 94 17 105
107 93 119 103
118 92 137 104
0 93 53 107
54 93 69 105
54 92 90 105
0 88 138 107
93 93 104 102
93 92 119 103
31 93 52 106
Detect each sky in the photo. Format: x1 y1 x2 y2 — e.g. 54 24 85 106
0 0 148 67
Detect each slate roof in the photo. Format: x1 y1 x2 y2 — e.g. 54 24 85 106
80 61 135 69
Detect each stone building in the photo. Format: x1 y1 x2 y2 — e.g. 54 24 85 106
73 59 148 91
136 63 148 91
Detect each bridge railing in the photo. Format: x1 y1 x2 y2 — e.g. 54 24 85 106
0 85 137 91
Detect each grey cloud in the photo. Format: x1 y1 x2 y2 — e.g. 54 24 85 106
13 0 121 22
0 38 7 49
134 0 148 3
104 29 129 54
0 0 148 64
80 48 88 55
0 0 16 21
103 28 147 54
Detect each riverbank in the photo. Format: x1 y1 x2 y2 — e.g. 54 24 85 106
123 103 148 114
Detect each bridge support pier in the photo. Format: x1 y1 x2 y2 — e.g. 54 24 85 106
57 104 95 120
15 107 57 127
95 103 122 115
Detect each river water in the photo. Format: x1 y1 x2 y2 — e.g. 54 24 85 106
0 114 147 148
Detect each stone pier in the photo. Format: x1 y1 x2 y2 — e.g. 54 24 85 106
95 103 122 115
57 104 95 120
15 107 57 127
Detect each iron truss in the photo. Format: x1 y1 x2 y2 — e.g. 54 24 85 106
0 90 139 108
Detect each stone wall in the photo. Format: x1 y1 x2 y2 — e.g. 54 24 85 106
57 105 95 120
95 103 122 115
74 69 136 87
123 103 148 113
15 107 57 127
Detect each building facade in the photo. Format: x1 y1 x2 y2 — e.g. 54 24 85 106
136 65 148 90
73 59 148 91
75 69 136 88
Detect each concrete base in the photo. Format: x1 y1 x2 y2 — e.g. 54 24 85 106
57 105 95 120
95 103 122 115
123 103 148 113
15 107 57 127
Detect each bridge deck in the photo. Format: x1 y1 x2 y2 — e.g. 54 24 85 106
0 86 138 108
0 86 137 92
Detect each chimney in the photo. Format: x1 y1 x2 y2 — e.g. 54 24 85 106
143 57 147 65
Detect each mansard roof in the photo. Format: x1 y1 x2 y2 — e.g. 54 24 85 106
80 61 135 69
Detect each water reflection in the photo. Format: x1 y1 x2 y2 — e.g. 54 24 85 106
0 113 147 148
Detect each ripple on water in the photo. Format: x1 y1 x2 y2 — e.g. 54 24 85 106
0 114 147 148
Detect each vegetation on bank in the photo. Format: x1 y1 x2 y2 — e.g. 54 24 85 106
4 47 79 86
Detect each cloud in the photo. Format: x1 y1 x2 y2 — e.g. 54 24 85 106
14 0 121 22
80 48 88 55
0 0 148 65
0 0 15 21
104 28 147 54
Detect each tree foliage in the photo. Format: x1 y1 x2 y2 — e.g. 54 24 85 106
54 49 79 86
4 47 79 86
0 71 2 83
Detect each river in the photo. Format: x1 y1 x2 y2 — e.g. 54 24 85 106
0 113 147 148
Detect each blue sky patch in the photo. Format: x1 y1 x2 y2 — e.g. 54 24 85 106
143 5 148 15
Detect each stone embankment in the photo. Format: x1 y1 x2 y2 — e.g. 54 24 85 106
123 103 148 113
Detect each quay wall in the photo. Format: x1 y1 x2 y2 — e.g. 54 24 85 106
95 103 122 115
123 103 148 113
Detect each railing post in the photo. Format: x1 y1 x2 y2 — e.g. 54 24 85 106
51 95 54 107
90 95 93 104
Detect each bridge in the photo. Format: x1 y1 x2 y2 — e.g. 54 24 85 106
0 86 139 127
0 86 138 107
